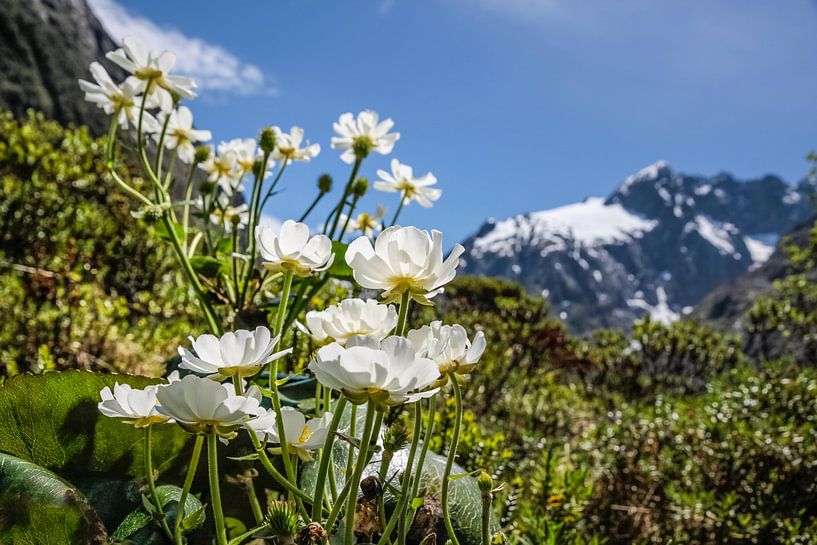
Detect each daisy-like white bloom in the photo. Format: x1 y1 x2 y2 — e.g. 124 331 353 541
339 205 386 238
308 335 439 409
375 159 441 208
156 374 264 437
256 220 334 277
155 106 211 163
179 326 291 379
345 226 464 305
79 62 159 131
331 110 400 164
219 138 270 177
408 321 486 386
247 407 333 462
272 126 320 163
208 193 249 233
98 382 170 428
304 298 398 346
199 147 243 194
106 36 197 111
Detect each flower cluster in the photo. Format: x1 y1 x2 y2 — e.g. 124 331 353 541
87 35 485 545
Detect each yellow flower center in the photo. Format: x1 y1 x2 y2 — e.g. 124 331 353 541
298 425 313 444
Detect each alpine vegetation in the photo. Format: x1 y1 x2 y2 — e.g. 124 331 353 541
82 35 490 545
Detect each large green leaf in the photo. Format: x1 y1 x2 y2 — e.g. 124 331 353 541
111 484 205 543
0 453 107 545
0 371 191 477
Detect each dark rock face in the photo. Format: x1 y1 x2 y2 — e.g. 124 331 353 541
0 0 123 134
459 161 816 333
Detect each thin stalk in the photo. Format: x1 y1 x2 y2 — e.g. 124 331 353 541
161 213 221 334
312 396 348 520
324 471 353 531
395 291 411 336
154 111 171 180
181 162 198 251
258 158 289 212
174 435 204 545
239 151 271 307
207 433 228 545
298 190 327 222
345 405 358 481
481 489 492 545
441 376 463 545
389 196 406 227
105 115 119 162
407 395 436 525
338 194 359 240
145 426 173 541
246 481 264 525
344 401 377 545
328 158 362 239
231 226 240 306
247 426 315 514
377 403 423 545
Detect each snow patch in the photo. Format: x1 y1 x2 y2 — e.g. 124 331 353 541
684 215 738 256
617 160 669 195
470 197 658 258
627 287 679 325
743 234 778 268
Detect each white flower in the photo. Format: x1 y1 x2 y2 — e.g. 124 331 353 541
304 298 398 346
272 126 320 163
256 220 334 277
308 335 439 408
331 110 400 164
375 159 441 208
339 205 386 238
199 147 243 194
98 382 170 427
106 36 197 111
179 326 291 378
345 226 464 305
156 374 263 437
247 408 333 462
208 193 249 233
408 321 486 385
219 138 270 177
155 106 211 163
79 62 159 131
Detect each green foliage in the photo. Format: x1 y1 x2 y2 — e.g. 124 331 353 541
0 111 199 377
0 371 190 476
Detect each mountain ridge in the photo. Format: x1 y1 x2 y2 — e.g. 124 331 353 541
459 161 816 333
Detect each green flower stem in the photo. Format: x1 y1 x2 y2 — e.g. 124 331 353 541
389 196 405 227
238 151 271 308
105 115 119 162
161 213 221 335
481 488 492 545
298 190 327 223
395 291 411 336
273 270 294 338
328 158 362 239
207 432 228 545
377 403 423 545
231 226 241 305
338 194 360 240
247 427 315 514
269 269 297 484
162 148 178 192
377 449 394 544
144 426 173 541
406 395 436 528
109 168 153 207
441 375 464 545
226 523 269 545
324 469 353 531
259 158 289 212
154 111 171 180
345 405 358 480
174 434 204 545
181 162 199 252
246 480 264 525
344 400 377 545
312 395 348 520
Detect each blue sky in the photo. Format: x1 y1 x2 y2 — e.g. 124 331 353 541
90 0 817 243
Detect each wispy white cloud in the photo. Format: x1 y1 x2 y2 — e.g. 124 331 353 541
87 0 276 96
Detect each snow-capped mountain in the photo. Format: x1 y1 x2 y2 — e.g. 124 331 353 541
459 161 816 333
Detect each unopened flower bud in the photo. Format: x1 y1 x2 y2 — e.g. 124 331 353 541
266 500 299 543
252 158 266 179
352 136 374 160
351 177 369 198
383 421 410 454
259 127 277 154
194 145 210 163
477 470 494 495
199 180 216 195
317 174 333 193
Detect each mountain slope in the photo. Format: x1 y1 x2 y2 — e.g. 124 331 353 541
0 0 122 134
459 161 816 333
